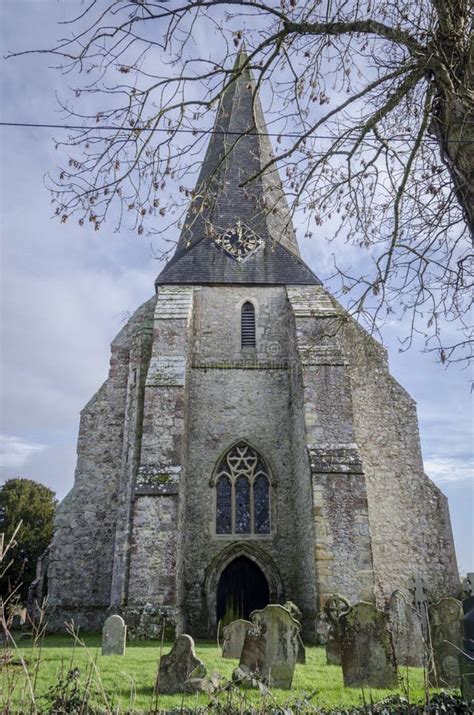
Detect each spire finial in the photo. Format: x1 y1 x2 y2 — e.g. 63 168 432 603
234 41 248 70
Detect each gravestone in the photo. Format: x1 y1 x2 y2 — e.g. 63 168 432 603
234 621 266 685
234 604 301 688
388 590 424 667
410 573 429 636
155 634 206 694
460 596 474 701
339 602 397 688
11 614 23 631
428 597 462 688
324 594 350 666
463 573 474 598
222 619 251 659
101 614 126 656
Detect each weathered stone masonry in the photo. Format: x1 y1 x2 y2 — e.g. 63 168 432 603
45 282 458 637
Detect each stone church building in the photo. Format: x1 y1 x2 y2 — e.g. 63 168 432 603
45 53 459 640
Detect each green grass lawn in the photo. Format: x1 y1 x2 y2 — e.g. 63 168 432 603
2 633 445 713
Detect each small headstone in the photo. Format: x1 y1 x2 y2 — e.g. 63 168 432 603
462 596 474 654
466 573 474 597
460 596 474 701
388 590 424 667
222 619 251 659
11 614 23 631
155 634 206 694
234 604 301 688
101 614 126 656
324 594 350 666
340 602 397 688
428 597 462 688
235 621 266 683
410 573 429 635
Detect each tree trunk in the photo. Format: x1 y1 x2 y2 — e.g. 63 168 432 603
430 1 474 240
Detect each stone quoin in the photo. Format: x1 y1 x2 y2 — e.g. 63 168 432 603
41 50 459 641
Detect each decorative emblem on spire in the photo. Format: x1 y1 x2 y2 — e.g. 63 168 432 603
215 220 263 261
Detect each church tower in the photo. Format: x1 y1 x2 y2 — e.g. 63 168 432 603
44 52 459 640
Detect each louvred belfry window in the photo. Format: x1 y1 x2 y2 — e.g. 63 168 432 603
215 443 271 536
241 302 256 348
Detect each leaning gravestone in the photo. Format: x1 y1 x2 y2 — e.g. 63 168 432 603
234 620 266 684
324 594 350 665
340 602 397 688
428 597 462 688
222 619 251 659
234 604 301 688
155 634 206 694
101 614 126 656
388 590 424 667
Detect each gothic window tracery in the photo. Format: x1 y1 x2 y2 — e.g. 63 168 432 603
215 443 271 536
216 476 232 534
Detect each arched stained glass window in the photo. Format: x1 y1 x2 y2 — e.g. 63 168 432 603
254 475 270 534
214 443 271 536
241 302 256 348
235 476 250 533
216 477 232 534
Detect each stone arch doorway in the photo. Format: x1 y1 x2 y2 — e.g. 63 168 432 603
216 555 270 626
206 544 282 632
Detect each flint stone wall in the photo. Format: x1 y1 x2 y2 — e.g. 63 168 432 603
121 604 179 640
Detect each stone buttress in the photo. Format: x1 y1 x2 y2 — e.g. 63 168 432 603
46 298 156 631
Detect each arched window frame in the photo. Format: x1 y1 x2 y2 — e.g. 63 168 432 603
213 442 272 537
241 301 256 349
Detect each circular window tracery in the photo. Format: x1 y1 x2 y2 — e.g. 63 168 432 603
215 443 271 536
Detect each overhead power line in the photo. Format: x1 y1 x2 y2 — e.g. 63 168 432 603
0 120 471 142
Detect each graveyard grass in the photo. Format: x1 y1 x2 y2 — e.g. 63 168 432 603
3 634 445 713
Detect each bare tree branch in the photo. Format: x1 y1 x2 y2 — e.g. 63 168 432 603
6 0 473 365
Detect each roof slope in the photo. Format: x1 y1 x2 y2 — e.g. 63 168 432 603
156 51 321 287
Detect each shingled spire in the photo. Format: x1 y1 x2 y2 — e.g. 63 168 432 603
156 50 320 286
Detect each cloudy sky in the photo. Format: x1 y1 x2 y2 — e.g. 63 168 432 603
0 1 472 575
